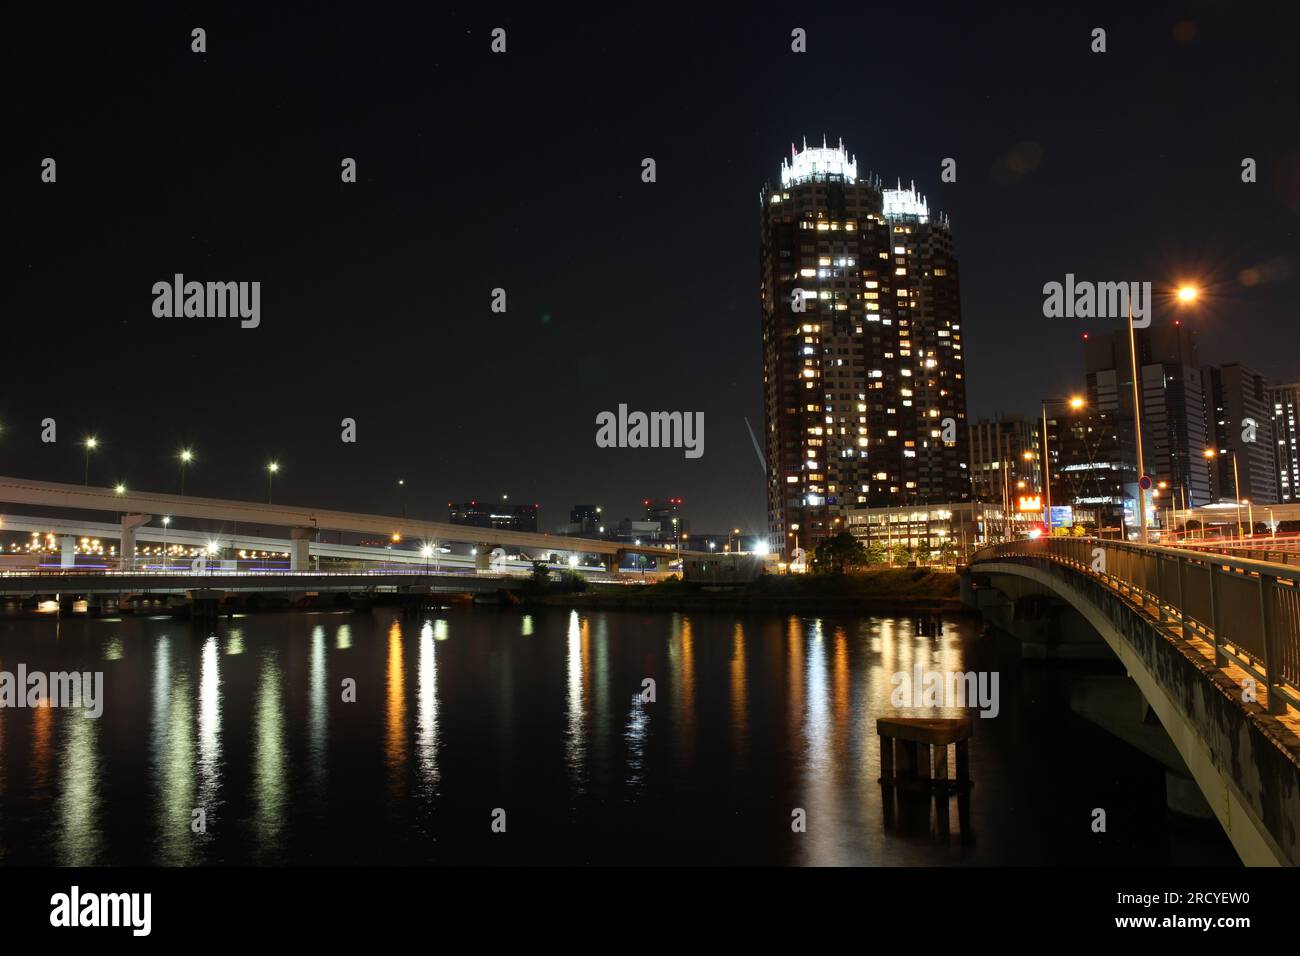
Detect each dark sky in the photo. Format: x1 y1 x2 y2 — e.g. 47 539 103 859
3 3 1297 532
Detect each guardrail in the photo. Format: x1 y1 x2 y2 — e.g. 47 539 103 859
971 537 1300 714
1167 541 1300 567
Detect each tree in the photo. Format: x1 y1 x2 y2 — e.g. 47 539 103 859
810 532 869 574
865 542 887 565
528 560 551 590
891 543 914 566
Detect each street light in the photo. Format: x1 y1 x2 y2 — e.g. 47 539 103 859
83 436 98 485
1125 283 1202 543
179 449 194 496
267 461 279 504
1040 396 1085 536
162 516 171 572
114 483 126 495
1205 448 1243 539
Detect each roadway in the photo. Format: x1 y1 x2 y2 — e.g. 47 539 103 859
0 475 705 559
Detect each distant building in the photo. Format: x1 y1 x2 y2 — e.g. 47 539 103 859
555 504 603 537
1084 320 1213 510
682 552 771 584
448 500 539 533
1203 364 1279 504
644 497 687 540
680 531 759 554
613 519 667 545
1268 382 1300 503
969 417 1040 506
845 501 1004 557
1047 405 1133 534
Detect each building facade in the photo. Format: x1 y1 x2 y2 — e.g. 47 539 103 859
969 417 1041 505
448 501 540 533
1084 321 1214 512
1268 382 1300 503
1203 364 1279 505
1047 404 1134 534
760 138 968 558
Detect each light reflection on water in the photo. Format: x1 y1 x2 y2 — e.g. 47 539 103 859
252 651 285 860
0 607 1237 866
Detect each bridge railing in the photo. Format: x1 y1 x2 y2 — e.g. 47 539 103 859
972 537 1300 714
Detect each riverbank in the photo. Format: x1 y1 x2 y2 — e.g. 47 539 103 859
540 567 963 613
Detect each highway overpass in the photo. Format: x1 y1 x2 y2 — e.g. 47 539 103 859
0 475 705 570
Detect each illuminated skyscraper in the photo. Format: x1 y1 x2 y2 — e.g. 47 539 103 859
1269 382 1300 503
760 137 968 557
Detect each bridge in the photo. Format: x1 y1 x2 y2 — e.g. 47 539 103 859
0 474 703 572
966 537 1300 865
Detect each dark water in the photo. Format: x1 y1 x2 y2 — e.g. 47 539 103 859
0 606 1236 865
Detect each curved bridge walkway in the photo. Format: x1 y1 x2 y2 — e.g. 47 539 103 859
969 537 1300 865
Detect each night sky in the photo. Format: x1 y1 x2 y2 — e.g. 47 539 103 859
3 3 1297 533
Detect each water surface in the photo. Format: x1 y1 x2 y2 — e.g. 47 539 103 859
0 607 1236 865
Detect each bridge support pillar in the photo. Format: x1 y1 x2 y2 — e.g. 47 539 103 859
60 535 77 569
119 514 152 570
474 544 491 571
614 548 629 569
289 527 315 572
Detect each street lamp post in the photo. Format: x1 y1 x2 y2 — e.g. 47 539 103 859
1126 285 1200 544
1126 298 1150 543
1040 396 1084 536
179 449 193 496
83 436 98 486
1205 447 1243 539
162 516 171 572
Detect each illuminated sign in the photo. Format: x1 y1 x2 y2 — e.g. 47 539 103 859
1049 505 1074 527
1017 495 1043 513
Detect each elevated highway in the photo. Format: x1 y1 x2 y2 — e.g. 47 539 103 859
0 475 703 570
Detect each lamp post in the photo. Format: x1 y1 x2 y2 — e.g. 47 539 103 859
1040 396 1085 536
1205 447 1243 539
179 449 193 496
162 516 171 572
1125 295 1150 544
83 436 98 486
267 461 279 504
1156 481 1169 541
1126 284 1200 543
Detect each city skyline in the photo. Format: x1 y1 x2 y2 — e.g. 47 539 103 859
4 7 1298 532
2 0 1299 906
